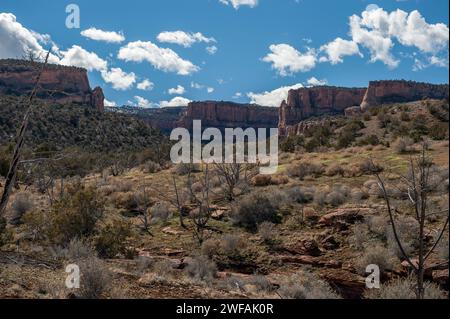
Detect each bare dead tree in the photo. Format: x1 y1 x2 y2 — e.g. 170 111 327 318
371 144 449 299
213 163 258 201
0 50 51 218
134 185 154 235
148 175 188 229
22 49 42 63
186 165 213 244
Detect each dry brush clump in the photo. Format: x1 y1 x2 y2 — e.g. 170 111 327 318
364 277 447 299
95 219 135 259
288 161 325 180
77 256 112 299
9 192 34 225
231 192 283 231
277 270 341 299
185 255 218 284
24 186 105 245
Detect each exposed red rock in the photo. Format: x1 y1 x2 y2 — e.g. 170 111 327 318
0 59 104 111
279 86 366 136
177 101 279 131
361 80 449 111
280 81 449 136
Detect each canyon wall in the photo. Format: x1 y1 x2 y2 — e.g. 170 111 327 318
279 86 366 136
177 101 279 131
360 80 449 111
280 81 449 136
0 59 104 111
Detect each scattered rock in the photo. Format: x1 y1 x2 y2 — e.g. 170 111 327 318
321 235 340 250
285 239 322 256
318 208 367 226
319 269 366 299
162 227 183 236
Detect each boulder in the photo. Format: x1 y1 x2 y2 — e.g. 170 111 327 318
318 208 368 226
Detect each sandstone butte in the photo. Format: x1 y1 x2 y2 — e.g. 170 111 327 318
279 80 449 137
176 101 279 131
0 59 104 111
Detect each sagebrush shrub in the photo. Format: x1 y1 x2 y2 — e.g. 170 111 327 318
357 245 394 274
95 219 134 258
78 257 111 299
46 187 105 244
288 162 324 180
10 193 34 225
364 277 447 299
278 271 340 299
185 255 217 283
231 192 281 231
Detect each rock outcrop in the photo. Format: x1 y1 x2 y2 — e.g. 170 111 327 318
0 59 104 111
360 80 449 111
177 101 279 131
279 86 366 136
280 81 449 136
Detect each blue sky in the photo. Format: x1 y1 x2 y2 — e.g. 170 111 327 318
0 0 448 107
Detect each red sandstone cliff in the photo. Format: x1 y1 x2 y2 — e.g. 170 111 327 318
360 80 449 111
177 101 279 130
279 86 366 136
279 81 449 136
0 59 104 111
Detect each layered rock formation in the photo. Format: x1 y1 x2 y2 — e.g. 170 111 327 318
0 59 104 111
280 81 449 136
177 101 279 131
279 86 366 136
360 80 449 111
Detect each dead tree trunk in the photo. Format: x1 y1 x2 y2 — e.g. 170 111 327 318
0 51 50 217
371 144 449 299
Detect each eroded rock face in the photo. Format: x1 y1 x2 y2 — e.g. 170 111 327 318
361 80 449 111
177 101 279 131
0 59 104 110
279 86 366 136
279 81 449 136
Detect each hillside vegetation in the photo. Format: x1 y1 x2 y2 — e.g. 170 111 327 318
0 99 448 299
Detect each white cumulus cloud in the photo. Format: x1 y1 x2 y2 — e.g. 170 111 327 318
157 31 215 48
137 79 154 91
60 45 107 71
349 6 449 68
81 27 125 43
104 99 117 107
0 12 60 63
132 96 155 108
168 85 186 95
263 44 316 76
160 96 191 107
319 37 362 64
101 67 136 90
118 41 199 75
247 83 304 107
306 77 328 86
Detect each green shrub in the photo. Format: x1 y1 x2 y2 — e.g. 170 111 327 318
232 192 282 231
95 219 135 258
46 187 105 244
